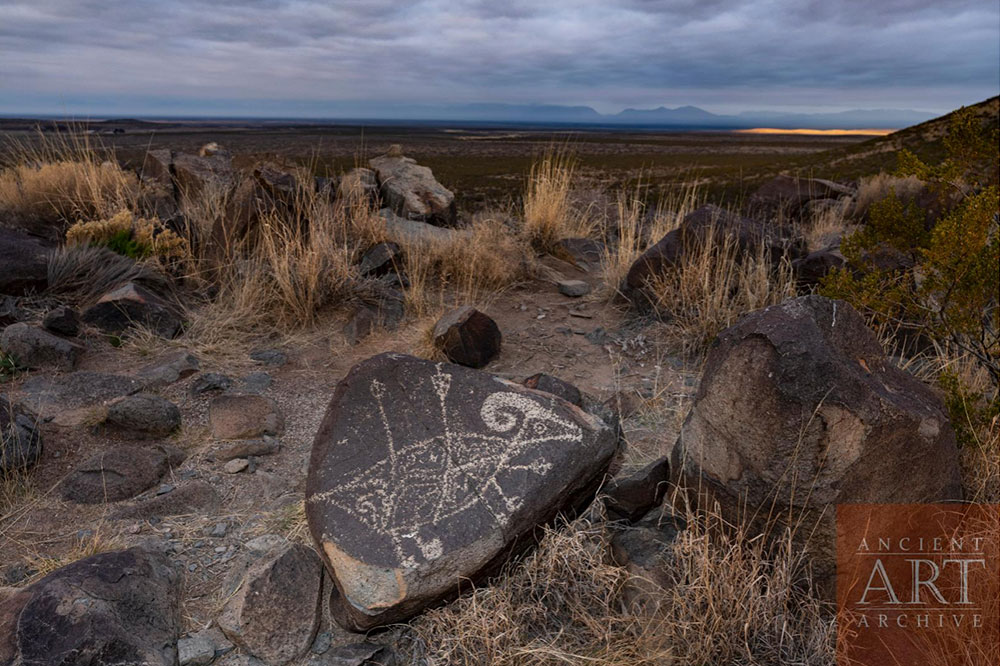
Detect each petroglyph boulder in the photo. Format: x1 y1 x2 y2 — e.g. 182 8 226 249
306 353 619 630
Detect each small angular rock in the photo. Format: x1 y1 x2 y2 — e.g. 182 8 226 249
210 394 284 440
41 306 80 336
603 457 671 522
557 279 590 297
432 306 501 368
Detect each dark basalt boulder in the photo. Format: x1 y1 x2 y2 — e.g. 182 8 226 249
432 306 501 368
0 547 181 666
306 353 619 630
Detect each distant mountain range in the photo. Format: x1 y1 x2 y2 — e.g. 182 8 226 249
359 103 938 129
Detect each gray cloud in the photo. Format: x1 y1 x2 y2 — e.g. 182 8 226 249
0 0 996 116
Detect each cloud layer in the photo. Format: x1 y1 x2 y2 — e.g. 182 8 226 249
1 0 997 116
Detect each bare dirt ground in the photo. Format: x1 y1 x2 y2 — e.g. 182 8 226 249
0 252 696 655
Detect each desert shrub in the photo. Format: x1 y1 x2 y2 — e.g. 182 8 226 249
0 351 23 382
821 108 999 392
523 149 594 252
66 210 190 264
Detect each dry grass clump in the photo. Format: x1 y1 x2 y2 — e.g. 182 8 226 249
803 200 854 252
0 131 138 235
66 209 190 264
47 245 170 304
406 508 834 666
852 172 924 217
401 218 530 318
648 233 796 357
601 182 702 292
523 149 594 252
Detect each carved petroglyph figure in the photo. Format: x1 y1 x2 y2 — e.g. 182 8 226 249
309 364 583 568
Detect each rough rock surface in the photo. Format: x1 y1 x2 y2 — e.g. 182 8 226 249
603 456 671 522
432 306 502 368
217 539 323 665
369 152 456 226
209 394 284 440
41 306 80 337
0 547 181 666
172 151 236 197
137 350 200 388
105 393 182 438
522 373 583 406
306 353 619 629
624 204 802 295
0 396 41 474
0 229 53 286
669 295 963 586
82 281 182 338
608 509 685 609
749 174 854 212
792 247 846 286
111 480 221 519
16 371 141 422
0 322 84 371
60 444 184 504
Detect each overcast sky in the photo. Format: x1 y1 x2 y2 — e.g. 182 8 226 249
1 0 997 117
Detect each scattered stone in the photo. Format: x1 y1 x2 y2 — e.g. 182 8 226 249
603 457 670 522
380 208 462 244
0 547 181 666
17 371 141 421
41 305 80 336
242 371 273 393
250 348 287 366
338 167 378 202
172 150 236 197
210 522 229 538
215 437 280 462
191 372 233 396
255 162 300 202
0 396 41 474
557 279 591 297
105 393 182 438
791 247 846 286
111 481 221 520
210 394 284 440
0 228 52 293
0 323 84 371
218 540 323 666
137 350 200 389
358 241 403 278
311 643 394 666
522 373 583 406
82 282 182 338
553 237 605 271
749 174 854 214
584 327 607 345
608 509 685 609
369 151 456 226
306 353 619 630
0 296 21 328
178 631 217 666
311 632 333 655
432 306 502 368
624 204 802 296
669 295 963 590
224 458 250 474
60 444 184 504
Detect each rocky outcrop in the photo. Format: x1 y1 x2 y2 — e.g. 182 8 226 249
624 204 802 295
432 306 502 368
669 295 963 588
0 547 181 666
0 323 84 371
306 353 619 629
209 394 284 440
0 229 52 295
369 150 456 226
82 282 182 338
